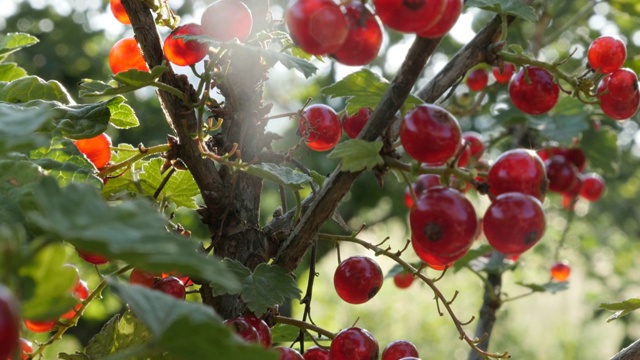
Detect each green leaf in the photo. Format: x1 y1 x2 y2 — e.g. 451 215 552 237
241 263 302 315
321 69 423 115
600 298 640 322
327 139 384 172
108 280 278 360
0 32 39 59
452 244 494 272
526 97 590 145
270 323 301 344
466 0 538 22
0 75 73 104
515 281 568 294
30 138 102 187
138 158 200 209
245 163 314 191
581 126 620 175
25 177 240 293
0 101 53 153
0 63 28 81
84 312 158 358
19 243 78 320
79 66 168 97
106 96 140 129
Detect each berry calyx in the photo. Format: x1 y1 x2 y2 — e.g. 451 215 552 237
508 65 559 115
381 340 420 360
299 104 342 152
224 318 259 343
466 68 488 92
240 313 272 348
109 37 149 74
285 0 348 55
275 346 305 360
201 0 253 42
152 276 186 300
334 256 383 304
483 192 546 256
342 107 373 139
77 249 109 265
487 148 547 201
303 346 330 359
332 3 383 66
580 173 605 202
373 0 446 34
110 0 131 24
588 36 626 74
330 327 379 360
393 271 415 289
492 62 515 84
74 133 112 170
400 104 462 165
129 268 158 288
0 285 20 360
163 23 209 66
417 0 463 38
550 261 571 282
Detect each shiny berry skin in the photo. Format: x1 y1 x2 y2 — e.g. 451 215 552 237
74 133 112 169
18 338 33 360
285 0 348 55
0 285 20 359
373 0 446 34
381 340 419 360
24 319 56 333
330 327 379 360
332 3 383 66
303 346 330 360
77 249 109 265
240 313 272 348
299 104 342 151
400 104 461 165
275 346 304 360
60 280 89 320
462 131 485 159
129 268 157 288
163 23 209 66
393 271 414 289
597 73 640 120
483 192 546 256
201 0 253 42
224 318 260 343
404 174 441 208
417 0 463 38
487 149 547 201
161 272 193 287
412 243 453 270
492 62 516 84
342 107 373 139
580 173 605 202
110 0 131 24
334 256 383 304
109 37 149 74
152 276 186 300
601 68 639 100
545 155 578 193
466 68 488 92
564 147 587 172
410 187 477 259
588 36 626 74
550 261 571 282
456 142 472 168
508 66 559 115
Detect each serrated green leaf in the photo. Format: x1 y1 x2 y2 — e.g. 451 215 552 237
106 96 139 129
0 32 39 59
245 163 313 191
0 63 28 81
581 126 620 175
515 281 568 294
321 69 423 115
137 158 200 209
19 243 78 320
30 138 102 187
527 97 590 145
0 101 52 153
0 155 44 205
25 177 240 293
327 139 384 172
84 312 158 359
79 66 167 98
270 323 301 344
466 0 538 22
241 263 302 315
108 280 278 360
600 298 640 322
0 75 73 104
209 259 251 296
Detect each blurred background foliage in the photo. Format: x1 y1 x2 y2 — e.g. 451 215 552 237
3 0 640 358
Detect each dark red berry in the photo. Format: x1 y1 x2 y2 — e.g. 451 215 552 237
393 272 414 289
201 0 253 42
508 66 559 115
462 131 485 159
588 36 626 74
276 346 305 360
334 256 383 304
597 72 640 120
417 0 463 38
152 276 186 300
332 3 383 66
240 313 272 348
0 285 20 359
285 0 348 55
602 68 639 100
129 268 157 288
404 174 441 208
330 327 379 360
411 242 454 270
492 62 515 84
303 346 330 360
381 340 420 360
342 107 373 139
373 0 446 33
487 149 547 201
400 104 461 165
580 173 605 202
164 23 209 66
466 68 488 92
224 318 260 343
545 155 578 193
77 249 109 265
299 104 342 151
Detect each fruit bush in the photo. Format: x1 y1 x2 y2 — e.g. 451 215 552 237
3 0 640 359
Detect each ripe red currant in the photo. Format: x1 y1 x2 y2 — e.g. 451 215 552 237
400 104 462 165
0 285 20 360
303 346 330 360
74 133 112 169
275 346 305 360
299 104 342 152
466 68 488 92
381 340 420 360
564 147 587 172
18 338 33 360
550 261 571 282
285 0 348 55
163 23 209 66
417 0 463 38
152 276 186 300
487 149 547 201
411 242 454 270
224 318 260 343
129 268 158 288
580 173 605 202
161 272 193 287
330 327 379 360
601 68 639 100
109 37 149 74
342 107 373 139
508 65 559 115
597 72 640 120
393 271 414 289
373 0 446 34
545 155 578 193
404 174 441 208
588 36 626 74
492 62 515 84
60 280 89 320
240 313 272 348
334 256 383 304
24 319 56 333
332 3 383 66
110 0 131 24
77 249 109 265
201 0 253 42
483 192 546 256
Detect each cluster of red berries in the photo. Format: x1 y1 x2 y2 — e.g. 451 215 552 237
129 268 194 300
285 0 462 66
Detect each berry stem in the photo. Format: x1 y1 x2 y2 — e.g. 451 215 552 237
98 143 171 177
554 207 576 261
274 315 336 340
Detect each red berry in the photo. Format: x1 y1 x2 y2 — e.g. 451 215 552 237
129 268 157 288
24 319 56 333
508 65 559 115
275 346 304 360
545 155 578 193
330 327 379 360
285 0 348 55
0 285 20 360
201 0 253 42
299 104 342 152
373 0 446 34
400 104 462 165
303 346 330 360
492 62 515 84
18 338 33 360
456 142 472 168
334 256 383 304
411 242 454 270
240 313 272 348
564 147 587 172
74 133 112 169
588 36 626 74
597 73 640 120
163 23 209 66
161 272 193 287
462 131 485 159
332 3 383 66
77 249 109 265
601 68 639 100
110 0 131 24
487 149 547 201
224 318 259 343
109 37 149 74
381 340 420 360
393 272 414 289
60 280 89 320
550 261 571 282
404 174 441 208
483 192 546 256
342 107 373 139
410 187 477 259
466 68 488 92
152 276 186 300
580 173 605 202
417 0 463 38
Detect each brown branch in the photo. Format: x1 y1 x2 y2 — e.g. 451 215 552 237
611 338 640 360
